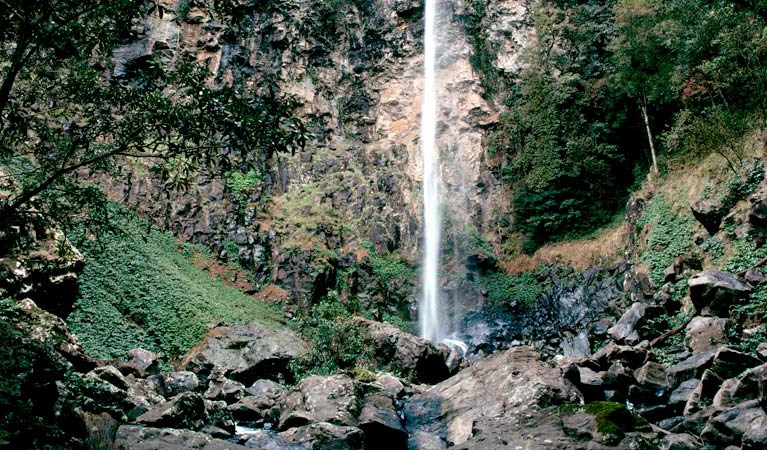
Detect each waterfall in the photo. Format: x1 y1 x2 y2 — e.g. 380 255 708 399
419 0 445 343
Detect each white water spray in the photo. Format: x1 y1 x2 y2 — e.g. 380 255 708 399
419 0 446 343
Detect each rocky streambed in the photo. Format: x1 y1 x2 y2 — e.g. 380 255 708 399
3 261 767 450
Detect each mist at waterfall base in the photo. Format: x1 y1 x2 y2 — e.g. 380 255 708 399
418 0 467 357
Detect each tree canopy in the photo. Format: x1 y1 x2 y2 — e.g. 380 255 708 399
480 0 767 252
0 0 304 240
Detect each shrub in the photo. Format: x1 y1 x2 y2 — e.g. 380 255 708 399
289 291 373 379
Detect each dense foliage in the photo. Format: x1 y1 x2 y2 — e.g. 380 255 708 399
476 0 767 251
0 0 303 242
67 205 281 364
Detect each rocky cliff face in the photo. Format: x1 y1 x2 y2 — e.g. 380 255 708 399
97 0 534 307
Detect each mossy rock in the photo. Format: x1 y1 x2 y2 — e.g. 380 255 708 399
584 401 636 445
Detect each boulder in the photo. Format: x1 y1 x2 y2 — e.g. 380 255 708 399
634 361 669 390
204 400 234 432
245 379 282 397
358 393 407 450
90 365 130 391
278 374 359 430
273 422 365 450
352 318 459 384
691 198 724 235
684 317 730 354
134 392 208 430
127 348 160 375
147 371 199 398
663 265 678 284
757 342 767 361
203 370 245 403
608 302 646 344
669 405 718 436
660 433 704 450
742 416 767 450
115 425 250 450
181 323 308 385
592 342 648 369
701 400 767 447
0 212 85 318
560 330 591 358
370 372 407 398
713 378 740 408
688 270 752 316
666 351 717 387
733 362 767 405
705 347 761 381
669 379 699 413
684 369 723 416
227 393 279 423
404 347 581 449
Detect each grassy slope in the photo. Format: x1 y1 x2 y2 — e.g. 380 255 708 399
67 208 282 362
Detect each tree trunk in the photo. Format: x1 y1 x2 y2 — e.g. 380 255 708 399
640 100 658 174
0 26 32 123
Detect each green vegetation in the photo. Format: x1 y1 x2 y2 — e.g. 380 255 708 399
0 0 304 245
461 0 505 98
488 0 640 252
289 290 373 379
66 205 281 363
176 0 191 21
368 244 417 308
478 0 767 251
225 169 264 194
475 271 544 308
635 195 696 285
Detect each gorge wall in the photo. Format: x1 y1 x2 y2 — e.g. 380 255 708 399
96 0 536 308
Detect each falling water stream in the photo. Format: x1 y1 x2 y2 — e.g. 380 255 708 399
419 0 444 344
418 0 468 356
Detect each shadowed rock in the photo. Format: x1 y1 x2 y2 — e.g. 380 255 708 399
181 323 308 385
352 317 460 384
688 270 752 316
115 425 250 450
691 198 725 235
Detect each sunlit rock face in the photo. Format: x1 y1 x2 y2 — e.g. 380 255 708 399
99 0 535 306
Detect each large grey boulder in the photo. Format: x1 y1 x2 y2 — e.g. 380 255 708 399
353 317 459 384
688 270 752 316
691 198 725 235
700 400 767 447
666 351 717 387
733 363 767 405
660 433 704 450
404 346 581 449
115 425 250 450
247 422 365 450
358 393 408 450
127 348 160 375
203 369 245 403
134 392 208 430
709 347 762 380
742 416 767 450
181 323 308 385
148 371 199 398
278 374 359 430
608 302 646 344
684 316 730 354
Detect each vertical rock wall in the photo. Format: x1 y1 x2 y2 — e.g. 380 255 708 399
100 0 535 306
